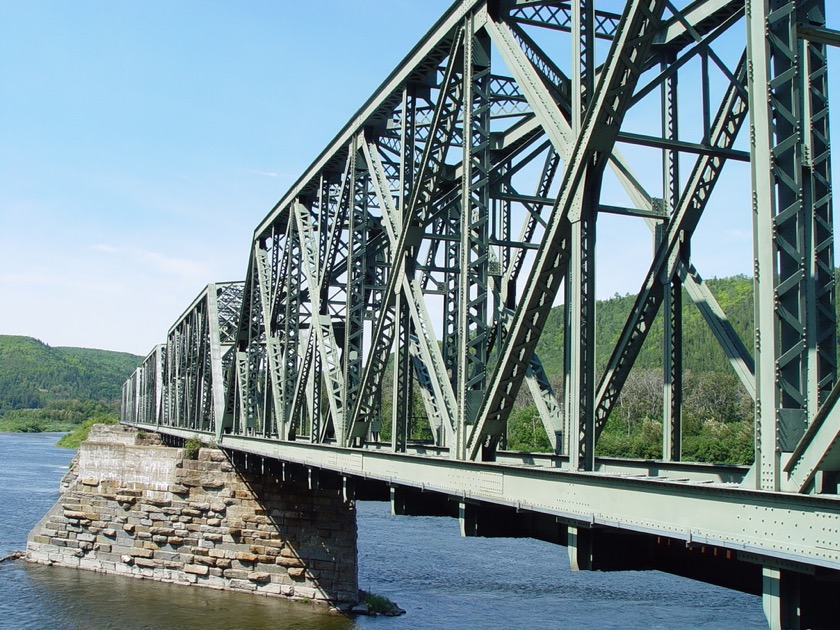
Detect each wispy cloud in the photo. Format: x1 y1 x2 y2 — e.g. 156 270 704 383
91 244 209 282
242 168 281 178
91 243 120 254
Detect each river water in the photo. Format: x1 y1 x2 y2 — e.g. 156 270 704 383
0 432 766 629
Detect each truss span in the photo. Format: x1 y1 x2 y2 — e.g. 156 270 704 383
122 2 840 626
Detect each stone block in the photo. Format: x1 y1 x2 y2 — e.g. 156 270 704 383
150 527 175 536
199 450 226 462
288 567 306 580
235 552 257 563
293 586 318 599
134 557 158 569
184 564 209 576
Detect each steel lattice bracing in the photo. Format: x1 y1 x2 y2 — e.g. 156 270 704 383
121 3 840 625
128 0 840 490
155 282 243 435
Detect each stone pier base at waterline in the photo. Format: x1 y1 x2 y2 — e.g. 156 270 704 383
25 424 358 605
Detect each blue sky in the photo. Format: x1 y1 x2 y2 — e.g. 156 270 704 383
0 1 451 354
1 1 838 356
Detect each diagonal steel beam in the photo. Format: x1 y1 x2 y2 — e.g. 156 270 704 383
593 54 751 438
361 138 458 445
470 0 668 461
784 378 840 493
293 201 347 444
348 30 466 445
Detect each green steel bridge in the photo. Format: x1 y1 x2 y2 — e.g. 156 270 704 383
122 1 840 626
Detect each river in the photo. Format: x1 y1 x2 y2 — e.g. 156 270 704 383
0 432 766 629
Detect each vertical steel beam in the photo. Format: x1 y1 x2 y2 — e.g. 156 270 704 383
661 51 682 462
456 15 491 459
747 0 832 490
565 0 597 471
349 28 465 442
392 294 412 452
801 4 836 408
344 148 367 442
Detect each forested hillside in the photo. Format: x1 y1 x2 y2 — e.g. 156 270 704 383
391 273 817 465
0 335 141 432
516 273 839 464
536 274 755 378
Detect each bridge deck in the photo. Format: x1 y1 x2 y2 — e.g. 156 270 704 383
127 422 840 574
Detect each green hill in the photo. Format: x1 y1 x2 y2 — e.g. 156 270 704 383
536 274 755 379
518 273 799 463
0 335 141 432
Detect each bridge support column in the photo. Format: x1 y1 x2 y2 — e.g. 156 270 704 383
760 564 838 630
567 526 593 571
26 425 359 606
762 566 800 630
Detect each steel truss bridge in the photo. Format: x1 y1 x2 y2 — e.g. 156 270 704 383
122 1 840 627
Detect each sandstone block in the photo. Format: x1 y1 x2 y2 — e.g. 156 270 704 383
150 527 175 536
184 564 209 576
134 557 158 568
287 567 306 580
235 552 257 562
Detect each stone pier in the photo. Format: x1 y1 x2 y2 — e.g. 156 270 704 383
26 425 358 605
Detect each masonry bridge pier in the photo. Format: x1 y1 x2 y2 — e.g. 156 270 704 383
107 0 840 627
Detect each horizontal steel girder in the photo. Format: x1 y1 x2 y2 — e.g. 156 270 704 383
129 423 840 573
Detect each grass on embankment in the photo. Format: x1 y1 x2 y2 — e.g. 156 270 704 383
55 414 118 449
